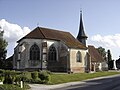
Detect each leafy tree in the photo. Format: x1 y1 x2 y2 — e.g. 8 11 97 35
0 30 8 69
96 46 107 62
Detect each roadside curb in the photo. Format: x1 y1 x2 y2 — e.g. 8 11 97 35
83 74 120 82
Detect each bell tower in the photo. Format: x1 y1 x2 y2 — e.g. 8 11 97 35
77 10 88 46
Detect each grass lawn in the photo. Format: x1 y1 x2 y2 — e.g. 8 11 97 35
0 84 31 90
50 71 120 84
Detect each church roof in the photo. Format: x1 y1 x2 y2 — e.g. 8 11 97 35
88 45 104 62
18 27 87 49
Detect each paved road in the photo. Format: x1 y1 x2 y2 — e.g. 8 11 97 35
54 75 120 90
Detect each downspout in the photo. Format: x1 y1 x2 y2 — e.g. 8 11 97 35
67 48 70 73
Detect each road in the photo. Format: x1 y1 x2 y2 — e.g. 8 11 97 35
54 75 120 90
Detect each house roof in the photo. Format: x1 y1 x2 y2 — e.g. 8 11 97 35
18 27 87 49
88 45 104 62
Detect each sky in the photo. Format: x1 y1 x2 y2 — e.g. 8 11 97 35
0 0 120 59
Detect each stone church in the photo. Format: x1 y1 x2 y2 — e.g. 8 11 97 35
13 11 89 73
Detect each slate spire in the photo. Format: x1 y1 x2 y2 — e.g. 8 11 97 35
77 10 88 46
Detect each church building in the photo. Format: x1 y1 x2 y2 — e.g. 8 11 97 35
13 11 89 73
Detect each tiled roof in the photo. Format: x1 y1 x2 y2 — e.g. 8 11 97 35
18 27 87 49
88 45 104 62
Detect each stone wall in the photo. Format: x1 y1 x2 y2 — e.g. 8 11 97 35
13 38 87 73
13 38 69 72
69 49 87 73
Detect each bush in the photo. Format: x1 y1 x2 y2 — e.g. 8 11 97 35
20 74 28 82
14 74 30 89
31 71 38 80
0 84 30 90
15 75 21 84
0 70 5 82
15 72 31 84
0 69 4 74
0 84 22 90
0 74 4 82
38 71 51 83
29 78 41 84
10 71 16 84
3 70 18 84
3 70 12 84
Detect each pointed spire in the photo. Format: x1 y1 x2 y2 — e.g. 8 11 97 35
77 10 88 46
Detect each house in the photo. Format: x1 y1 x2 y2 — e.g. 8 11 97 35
88 45 108 72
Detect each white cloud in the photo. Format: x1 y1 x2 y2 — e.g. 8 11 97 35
0 19 31 42
91 34 120 48
89 34 120 59
0 19 31 57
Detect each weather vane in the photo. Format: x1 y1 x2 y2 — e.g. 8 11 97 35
80 8 82 12
37 23 39 27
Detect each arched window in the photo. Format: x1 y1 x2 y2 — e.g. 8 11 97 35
30 44 40 60
48 46 57 61
76 51 81 62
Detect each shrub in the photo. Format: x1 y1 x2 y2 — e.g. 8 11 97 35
0 84 30 90
31 71 38 80
29 78 41 84
20 74 28 82
15 72 31 84
15 75 21 84
0 84 22 90
0 74 4 82
3 70 12 84
3 70 17 84
15 74 29 89
0 70 4 82
38 71 51 83
0 69 4 74
10 71 17 84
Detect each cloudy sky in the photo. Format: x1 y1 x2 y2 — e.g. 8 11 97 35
0 0 120 59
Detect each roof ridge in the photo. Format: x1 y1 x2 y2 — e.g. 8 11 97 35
40 27 69 33
38 27 46 38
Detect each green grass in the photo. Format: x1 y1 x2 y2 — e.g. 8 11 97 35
0 84 24 90
22 71 120 85
0 84 30 90
50 71 120 84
